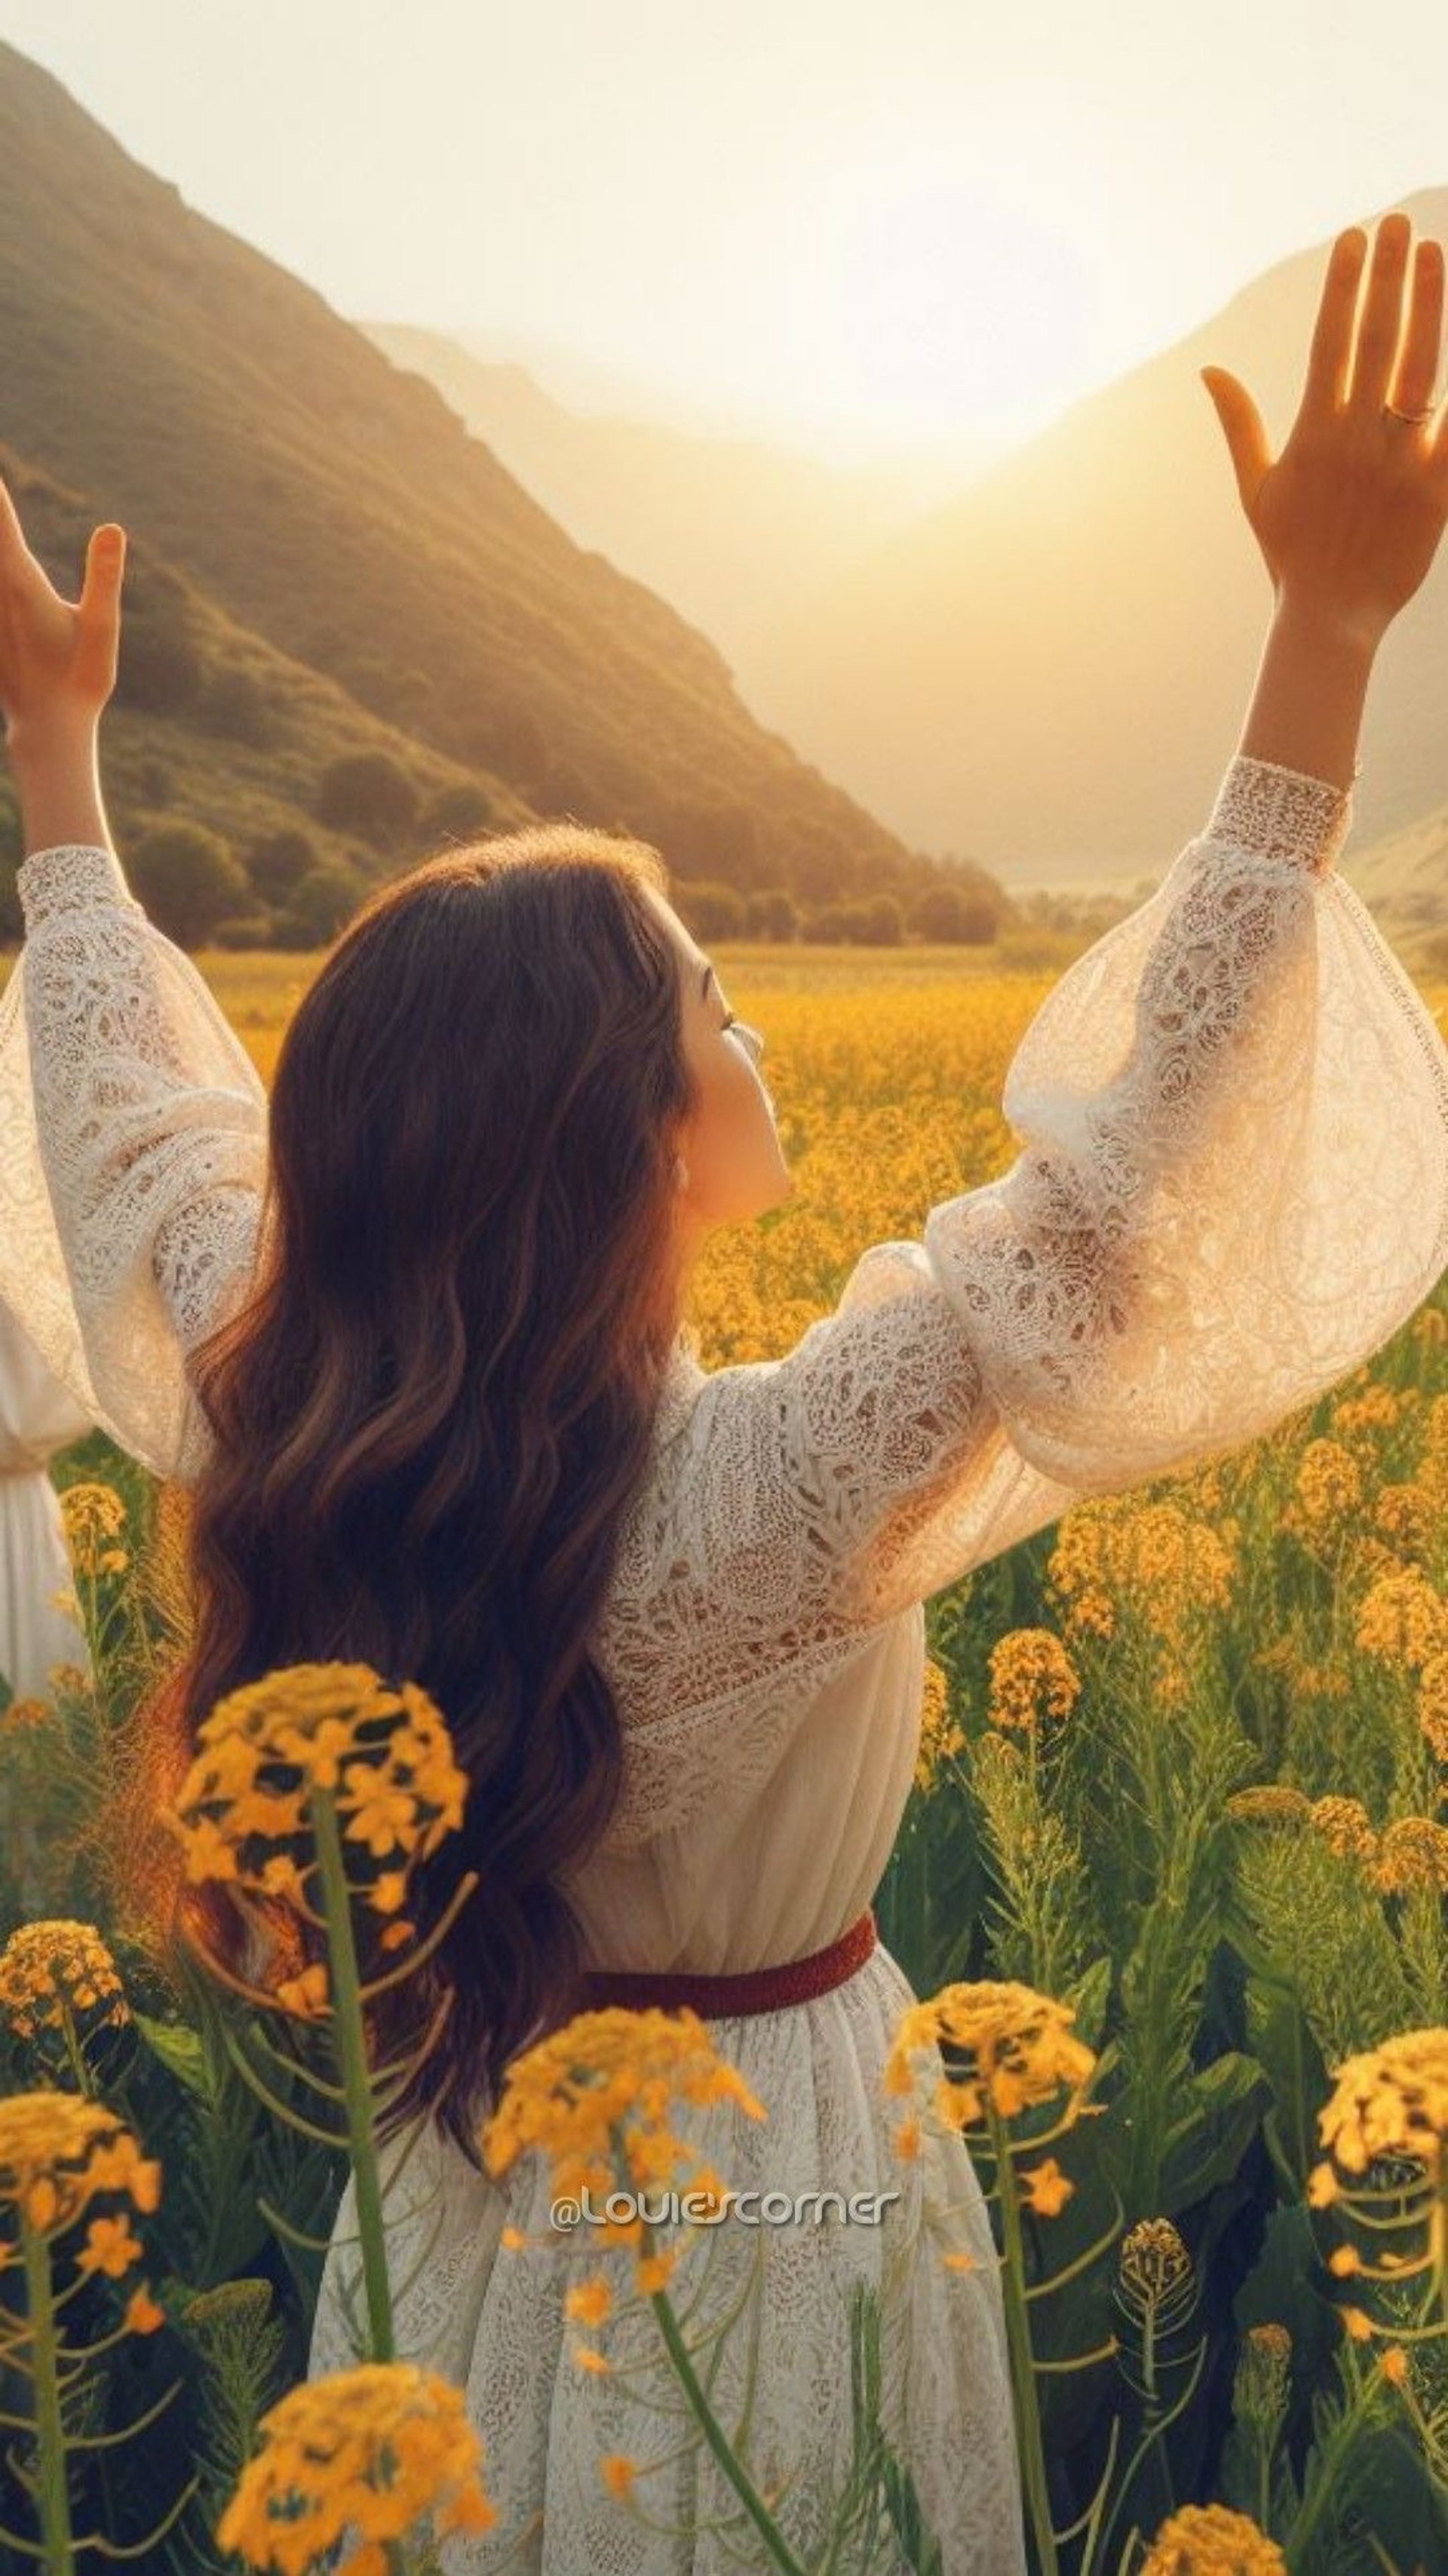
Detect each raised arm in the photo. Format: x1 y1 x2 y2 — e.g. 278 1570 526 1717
601 215 1448 1843
0 716 264 1480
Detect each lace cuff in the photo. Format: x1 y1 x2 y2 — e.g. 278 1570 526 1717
1204 754 1357 874
17 843 140 928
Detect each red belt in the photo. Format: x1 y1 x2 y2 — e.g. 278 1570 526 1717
577 1908 876 2019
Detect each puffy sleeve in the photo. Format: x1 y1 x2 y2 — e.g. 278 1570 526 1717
0 843 267 1484
630 752 1448 1675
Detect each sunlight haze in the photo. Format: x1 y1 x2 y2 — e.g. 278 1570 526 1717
4 0 1446 465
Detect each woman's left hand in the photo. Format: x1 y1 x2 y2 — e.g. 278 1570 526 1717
0 471 126 741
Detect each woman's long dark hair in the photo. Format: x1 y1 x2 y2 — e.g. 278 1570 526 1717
154 823 701 2166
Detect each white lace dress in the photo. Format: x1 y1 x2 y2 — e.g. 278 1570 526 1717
0 1294 93 1701
1 756 1446 2574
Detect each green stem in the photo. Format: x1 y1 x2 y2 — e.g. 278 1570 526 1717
1284 2363 1376 2574
647 2270 809 2576
987 2102 1057 2576
20 2218 74 2576
311 1788 394 2362
1437 2172 1448 2353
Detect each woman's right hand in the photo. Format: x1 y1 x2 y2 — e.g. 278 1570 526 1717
1201 212 1448 649
0 472 126 747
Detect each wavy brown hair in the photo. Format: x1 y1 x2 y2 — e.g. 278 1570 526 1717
155 822 701 2167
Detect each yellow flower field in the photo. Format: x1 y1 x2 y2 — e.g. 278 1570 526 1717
1 944 1446 2574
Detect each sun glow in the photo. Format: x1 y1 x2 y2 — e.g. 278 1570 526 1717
775 98 1106 455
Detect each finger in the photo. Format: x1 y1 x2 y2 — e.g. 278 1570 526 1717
0 469 37 570
1390 237 1445 417
1300 226 1368 419
78 524 126 623
1348 210 1415 414
1200 369 1272 517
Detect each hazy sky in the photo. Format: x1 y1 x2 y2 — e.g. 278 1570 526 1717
5 2 1446 464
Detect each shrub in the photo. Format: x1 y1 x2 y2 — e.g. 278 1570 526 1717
315 751 421 851
910 880 1004 944
419 780 495 847
276 860 365 947
744 888 800 942
248 828 321 904
127 821 251 951
674 879 747 941
202 664 278 749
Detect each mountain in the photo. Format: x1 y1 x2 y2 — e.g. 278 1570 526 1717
0 39 1001 934
725 186 1448 923
360 322 1003 680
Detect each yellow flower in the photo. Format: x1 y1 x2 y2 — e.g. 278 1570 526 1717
2 1694 53 1730
480 2007 765 2251
216 2362 497 2571
164 1660 469 1921
275 1963 330 2020
565 2276 613 2328
986 1629 1081 1735
1318 2028 1448 2181
885 1980 1096 2135
77 2213 144 2279
1226 1786 1311 1828
60 1481 130 1580
0 1920 129 2049
369 1870 410 1916
1139 2501 1286 2572
0 2092 161 2240
1332 1385 1403 1442
124 2284 166 2335
1376 1816 1448 1896
1308 1796 1379 1869
1380 2344 1410 2386
914 1656 965 1792
1018 2157 1073 2216
1354 1567 1448 1671
1290 1438 1363 1531
1119 2219 1192 2308
1048 1498 1235 1648
1375 1481 1434 1554
600 2455 637 2500
1305 2161 1339 2208
1232 2323 1291 2426
1339 2304 1376 2342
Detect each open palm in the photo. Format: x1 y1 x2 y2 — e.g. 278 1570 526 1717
0 474 127 739
1202 212 1448 645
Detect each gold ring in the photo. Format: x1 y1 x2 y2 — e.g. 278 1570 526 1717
1384 401 1437 423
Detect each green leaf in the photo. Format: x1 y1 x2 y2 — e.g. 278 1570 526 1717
134 2010 213 2102
1158 2052 1272 2211
1062 1952 1113 2050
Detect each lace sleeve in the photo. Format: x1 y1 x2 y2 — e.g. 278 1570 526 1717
0 844 267 1482
616 754 1448 1698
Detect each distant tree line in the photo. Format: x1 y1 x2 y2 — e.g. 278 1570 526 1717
0 726 1118 956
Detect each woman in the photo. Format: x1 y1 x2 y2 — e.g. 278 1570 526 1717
0 213 1446 2572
